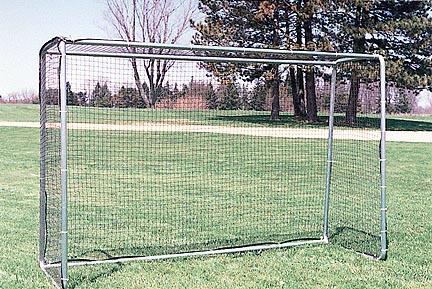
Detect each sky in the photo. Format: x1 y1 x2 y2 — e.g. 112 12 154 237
0 0 201 97
0 0 107 96
0 1 430 108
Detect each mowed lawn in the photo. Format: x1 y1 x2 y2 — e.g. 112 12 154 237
0 104 431 288
1 104 432 130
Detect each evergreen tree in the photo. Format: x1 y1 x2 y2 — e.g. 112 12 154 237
192 1 282 118
323 1 432 122
90 82 112 107
394 90 413 114
75 91 88 106
66 82 77 106
113 86 141 108
250 83 267 111
192 0 327 121
204 83 218 109
219 82 241 110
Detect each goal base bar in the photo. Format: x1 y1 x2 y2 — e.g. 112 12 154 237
39 261 63 289
42 238 327 269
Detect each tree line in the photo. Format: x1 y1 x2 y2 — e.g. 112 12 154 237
49 76 417 115
191 0 431 123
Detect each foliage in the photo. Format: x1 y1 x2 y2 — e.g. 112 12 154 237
394 90 413 114
204 83 218 109
90 82 112 107
66 82 77 106
325 1 432 90
112 86 140 108
218 82 241 110
246 82 267 111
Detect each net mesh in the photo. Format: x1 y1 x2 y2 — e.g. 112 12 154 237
40 50 62 285
40 39 384 286
329 61 382 256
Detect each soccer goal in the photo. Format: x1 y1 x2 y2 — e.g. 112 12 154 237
39 37 388 288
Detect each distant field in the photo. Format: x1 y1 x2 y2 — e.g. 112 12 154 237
1 104 431 131
0 104 431 288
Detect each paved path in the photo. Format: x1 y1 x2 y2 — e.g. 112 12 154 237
0 121 431 143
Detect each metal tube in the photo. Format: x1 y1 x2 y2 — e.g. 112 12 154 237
378 55 388 260
59 40 69 289
43 239 326 268
39 52 47 264
323 66 337 241
39 261 62 289
69 38 377 59
49 50 336 66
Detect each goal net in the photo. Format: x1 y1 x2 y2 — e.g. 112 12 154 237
39 37 387 288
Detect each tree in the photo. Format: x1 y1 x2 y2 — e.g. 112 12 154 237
192 1 283 119
192 0 327 121
394 90 413 114
249 82 267 111
90 82 112 107
112 86 142 108
105 0 196 107
66 82 78 106
75 91 88 106
218 82 241 110
303 0 319 122
204 83 218 109
323 1 432 123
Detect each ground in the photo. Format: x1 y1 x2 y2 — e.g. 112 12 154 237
0 104 431 289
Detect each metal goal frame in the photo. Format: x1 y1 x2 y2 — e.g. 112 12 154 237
39 37 388 289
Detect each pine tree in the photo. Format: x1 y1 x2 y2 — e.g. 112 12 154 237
193 0 329 121
192 1 282 118
250 82 267 111
204 83 218 109
394 90 413 114
66 82 77 106
90 82 112 107
219 82 241 110
323 1 432 121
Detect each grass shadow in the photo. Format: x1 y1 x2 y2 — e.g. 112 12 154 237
330 226 383 258
69 250 123 289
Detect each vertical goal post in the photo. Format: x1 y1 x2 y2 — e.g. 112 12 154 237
39 37 388 289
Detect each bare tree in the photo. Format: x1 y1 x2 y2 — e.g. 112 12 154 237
105 0 195 107
3 89 38 103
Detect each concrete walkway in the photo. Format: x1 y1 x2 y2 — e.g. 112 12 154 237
0 121 431 143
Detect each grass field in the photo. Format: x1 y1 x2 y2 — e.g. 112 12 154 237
0 104 431 288
1 104 432 130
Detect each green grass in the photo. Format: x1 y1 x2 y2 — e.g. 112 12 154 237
1 103 432 130
0 104 40 122
0 105 431 288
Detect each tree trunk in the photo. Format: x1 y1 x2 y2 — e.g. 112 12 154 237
305 68 318 122
304 5 318 122
295 0 307 119
346 70 360 125
289 67 306 118
346 5 366 124
296 67 306 117
270 66 280 120
269 2 281 120
131 58 151 108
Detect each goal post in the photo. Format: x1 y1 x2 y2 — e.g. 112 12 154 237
39 37 387 289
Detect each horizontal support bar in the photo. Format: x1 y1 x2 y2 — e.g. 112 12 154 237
69 38 378 60
42 238 326 268
48 51 336 66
